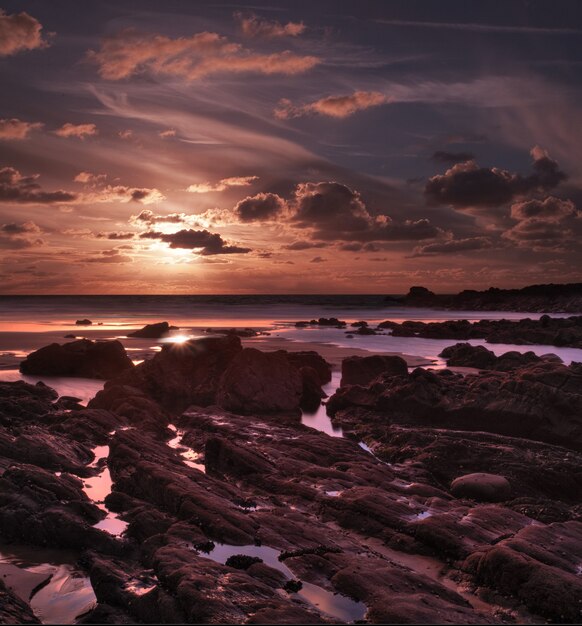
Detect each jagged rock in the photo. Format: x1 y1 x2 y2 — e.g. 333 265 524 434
217 348 303 414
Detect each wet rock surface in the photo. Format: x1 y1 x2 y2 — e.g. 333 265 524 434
19 340 135 380
2 337 582 624
329 356 582 451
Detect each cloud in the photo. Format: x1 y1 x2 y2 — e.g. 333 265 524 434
96 231 136 240
503 195 579 248
412 236 493 256
234 192 288 222
510 196 577 222
54 123 98 139
140 229 251 255
0 167 78 204
502 219 572 247
187 176 259 193
275 91 391 119
0 221 44 249
339 242 380 252
424 147 567 208
284 240 328 250
74 174 164 205
0 9 50 56
292 181 443 241
431 150 475 164
85 250 133 263
118 129 133 140
235 12 306 38
376 19 582 35
88 28 319 81
0 118 43 140
310 256 326 263
159 128 176 138
130 209 190 225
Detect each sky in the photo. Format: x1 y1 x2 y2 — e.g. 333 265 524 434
0 0 581 294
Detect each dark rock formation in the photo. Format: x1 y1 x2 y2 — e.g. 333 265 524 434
20 339 134 380
128 322 174 338
439 343 545 371
92 337 330 417
341 354 408 387
217 349 303 414
329 360 582 451
76 319 93 326
396 282 582 313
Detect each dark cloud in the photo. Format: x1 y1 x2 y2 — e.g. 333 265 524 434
0 167 77 204
412 236 493 256
339 242 380 252
0 221 43 249
310 256 326 263
510 196 576 222
96 231 136 240
140 229 251 255
503 195 578 248
284 240 328 250
424 147 567 208
130 210 189 225
292 182 444 242
432 151 475 164
234 193 287 222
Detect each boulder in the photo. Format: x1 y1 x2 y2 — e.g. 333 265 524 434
439 343 497 369
450 473 511 502
76 319 92 325
95 335 243 412
341 354 408 387
216 348 303 414
286 351 332 385
20 339 134 379
128 322 173 338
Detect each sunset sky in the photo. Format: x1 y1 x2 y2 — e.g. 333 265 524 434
1 0 581 294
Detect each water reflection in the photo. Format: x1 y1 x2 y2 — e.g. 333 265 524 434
301 371 343 437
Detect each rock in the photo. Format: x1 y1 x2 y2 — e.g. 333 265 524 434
341 355 408 387
217 349 303 414
0 579 40 624
286 351 332 385
404 286 438 306
206 328 259 338
0 380 58 427
128 322 173 338
299 366 325 412
94 335 243 412
20 339 134 380
450 473 511 502
355 326 377 335
76 319 93 325
464 521 582 622
440 343 497 369
350 321 368 328
329 360 582 451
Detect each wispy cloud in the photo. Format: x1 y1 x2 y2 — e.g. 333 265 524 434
88 29 319 81
376 19 582 35
275 91 392 119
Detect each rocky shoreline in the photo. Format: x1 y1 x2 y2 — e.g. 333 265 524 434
391 283 582 313
1 334 581 624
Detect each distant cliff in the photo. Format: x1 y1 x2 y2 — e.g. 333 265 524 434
390 283 582 313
